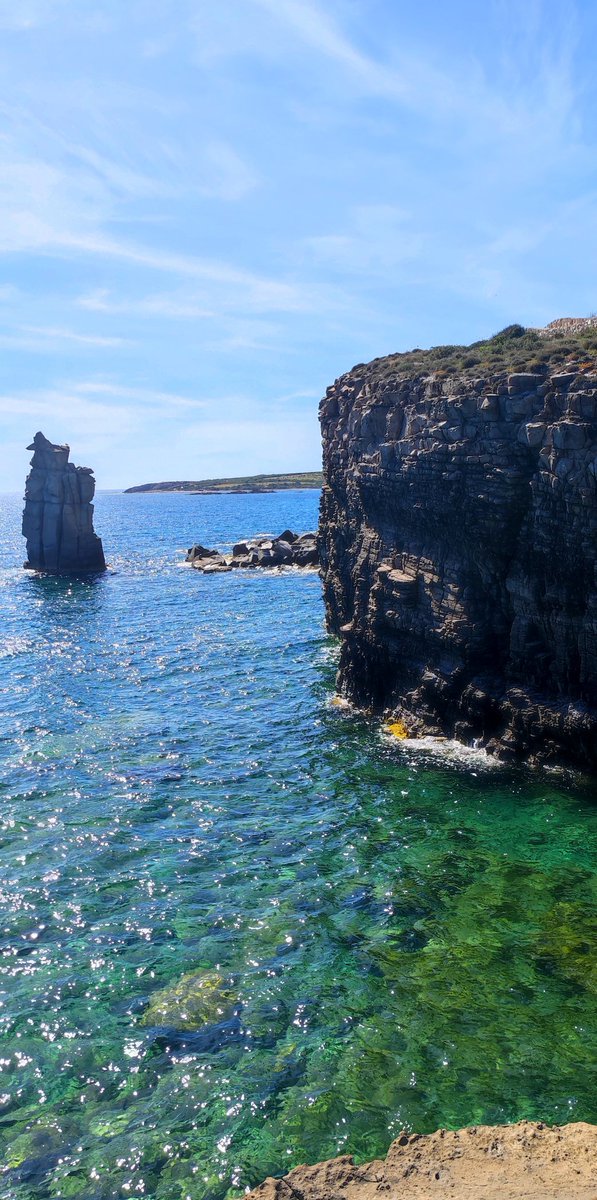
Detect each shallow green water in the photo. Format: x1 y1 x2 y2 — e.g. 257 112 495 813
0 491 595 1199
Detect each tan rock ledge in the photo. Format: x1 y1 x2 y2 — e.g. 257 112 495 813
248 1121 597 1200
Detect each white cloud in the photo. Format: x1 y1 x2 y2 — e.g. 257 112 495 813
2 376 322 490
73 261 348 320
77 288 215 319
75 381 207 410
0 0 69 30
0 325 131 350
0 0 593 496
64 142 175 200
0 380 207 428
0 164 309 309
248 0 580 161
0 387 137 445
250 0 405 95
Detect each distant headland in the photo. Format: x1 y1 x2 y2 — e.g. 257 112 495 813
124 471 323 494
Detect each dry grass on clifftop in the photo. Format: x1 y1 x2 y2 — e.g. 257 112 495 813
355 321 597 385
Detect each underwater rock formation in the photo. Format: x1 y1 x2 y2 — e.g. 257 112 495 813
22 431 106 573
140 969 237 1031
319 327 597 768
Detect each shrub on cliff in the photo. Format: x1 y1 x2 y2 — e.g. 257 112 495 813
367 322 597 382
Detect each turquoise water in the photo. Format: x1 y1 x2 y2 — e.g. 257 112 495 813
0 490 596 1200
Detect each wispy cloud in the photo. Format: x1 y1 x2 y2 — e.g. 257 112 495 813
0 0 595 494
51 232 305 299
250 0 581 158
77 288 215 319
77 288 319 354
75 381 207 410
0 378 209 461
195 141 260 201
4 376 322 489
0 0 69 30
0 168 309 309
0 324 131 351
0 387 138 445
304 204 422 276
250 0 407 97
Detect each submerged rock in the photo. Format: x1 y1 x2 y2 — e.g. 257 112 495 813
140 968 237 1031
187 531 319 572
22 432 106 573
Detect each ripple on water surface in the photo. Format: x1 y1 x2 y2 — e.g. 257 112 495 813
0 491 596 1200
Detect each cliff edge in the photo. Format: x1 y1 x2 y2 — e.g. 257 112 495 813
319 323 597 769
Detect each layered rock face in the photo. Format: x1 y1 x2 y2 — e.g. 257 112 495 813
22 432 106 573
319 334 597 768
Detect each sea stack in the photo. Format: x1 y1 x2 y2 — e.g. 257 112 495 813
22 432 106 574
318 323 597 769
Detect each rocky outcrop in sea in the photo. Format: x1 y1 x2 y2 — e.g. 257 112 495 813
22 432 106 574
186 530 319 572
318 325 597 768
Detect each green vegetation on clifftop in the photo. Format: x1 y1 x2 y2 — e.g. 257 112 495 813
351 322 597 384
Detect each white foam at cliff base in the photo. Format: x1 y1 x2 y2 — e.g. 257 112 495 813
384 731 500 769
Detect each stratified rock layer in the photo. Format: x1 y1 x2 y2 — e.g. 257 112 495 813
319 347 597 768
22 432 106 573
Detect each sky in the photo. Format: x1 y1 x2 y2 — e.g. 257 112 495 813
1 0 597 489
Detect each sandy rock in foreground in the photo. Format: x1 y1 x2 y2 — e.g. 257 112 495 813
248 1122 597 1200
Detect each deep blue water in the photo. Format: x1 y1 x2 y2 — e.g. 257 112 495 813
0 490 596 1200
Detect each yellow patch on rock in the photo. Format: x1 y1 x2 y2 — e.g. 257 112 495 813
386 720 409 739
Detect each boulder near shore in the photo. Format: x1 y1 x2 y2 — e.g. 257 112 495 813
186 530 319 572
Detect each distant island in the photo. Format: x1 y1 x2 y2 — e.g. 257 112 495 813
124 471 323 494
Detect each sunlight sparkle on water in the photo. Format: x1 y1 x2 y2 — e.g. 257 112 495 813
0 490 595 1200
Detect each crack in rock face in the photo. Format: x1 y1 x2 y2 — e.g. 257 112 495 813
318 341 597 769
22 431 106 574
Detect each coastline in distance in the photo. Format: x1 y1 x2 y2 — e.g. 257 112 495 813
124 471 323 494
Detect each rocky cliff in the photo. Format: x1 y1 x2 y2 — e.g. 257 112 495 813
22 432 106 573
319 324 597 768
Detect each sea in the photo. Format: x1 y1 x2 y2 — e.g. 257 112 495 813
0 489 595 1200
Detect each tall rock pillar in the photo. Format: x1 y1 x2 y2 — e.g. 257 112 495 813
22 432 106 573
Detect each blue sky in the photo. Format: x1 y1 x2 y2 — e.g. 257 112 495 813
1 0 596 489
